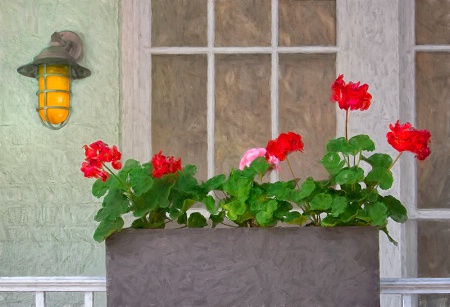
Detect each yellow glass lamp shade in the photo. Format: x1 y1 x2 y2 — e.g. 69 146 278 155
37 64 71 124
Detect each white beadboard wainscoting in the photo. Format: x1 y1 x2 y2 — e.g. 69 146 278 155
1 276 450 307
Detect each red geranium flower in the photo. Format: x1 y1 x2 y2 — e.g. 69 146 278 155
151 151 182 178
265 132 304 161
81 141 122 181
386 120 431 161
331 74 372 111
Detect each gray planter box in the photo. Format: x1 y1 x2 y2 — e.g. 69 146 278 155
106 227 379 307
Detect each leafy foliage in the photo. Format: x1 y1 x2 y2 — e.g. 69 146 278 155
84 75 428 245
296 134 408 245
202 157 303 227
91 160 207 242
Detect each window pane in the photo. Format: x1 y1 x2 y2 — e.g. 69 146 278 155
416 0 450 45
278 53 336 181
215 0 271 47
151 0 207 47
416 52 450 209
419 295 450 307
152 55 208 180
418 220 450 278
418 220 450 305
215 54 272 175
279 0 336 46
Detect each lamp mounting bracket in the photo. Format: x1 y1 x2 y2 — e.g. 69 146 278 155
51 31 84 61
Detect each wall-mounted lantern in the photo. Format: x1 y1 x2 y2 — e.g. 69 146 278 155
17 31 91 130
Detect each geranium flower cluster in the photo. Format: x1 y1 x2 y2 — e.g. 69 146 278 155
331 74 372 111
387 120 431 161
265 132 304 161
151 151 182 178
239 132 304 171
239 148 280 171
81 140 122 182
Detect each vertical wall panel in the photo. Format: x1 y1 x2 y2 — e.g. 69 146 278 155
152 55 208 180
215 54 271 175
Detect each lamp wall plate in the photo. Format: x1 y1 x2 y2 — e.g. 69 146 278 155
54 31 84 61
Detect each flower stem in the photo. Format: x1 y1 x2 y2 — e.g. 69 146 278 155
102 163 124 185
286 157 300 188
389 152 403 171
345 109 349 141
102 163 135 201
345 110 351 166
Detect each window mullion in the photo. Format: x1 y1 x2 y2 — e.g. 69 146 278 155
207 0 215 178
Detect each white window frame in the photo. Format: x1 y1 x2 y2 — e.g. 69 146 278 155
120 0 337 175
120 1 450 306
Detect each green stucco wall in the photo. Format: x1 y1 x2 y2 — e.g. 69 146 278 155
0 0 120 304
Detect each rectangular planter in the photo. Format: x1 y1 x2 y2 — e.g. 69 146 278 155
106 227 379 307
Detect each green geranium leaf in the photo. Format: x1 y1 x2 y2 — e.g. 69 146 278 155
134 177 175 217
234 211 255 226
168 207 181 220
310 193 333 211
93 217 124 242
380 226 398 246
129 164 153 197
321 215 339 227
366 168 394 190
366 189 379 202
223 171 252 201
266 199 278 214
293 177 316 201
210 211 225 228
320 153 346 175
202 195 217 214
223 200 246 221
174 166 200 194
284 212 309 226
131 218 147 229
326 137 354 154
335 167 365 185
177 212 187 224
264 181 294 201
92 178 110 198
117 159 140 181
94 187 130 222
249 197 265 214
349 134 375 153
202 174 226 192
250 156 271 177
330 196 348 217
121 159 140 172
182 164 197 176
180 199 197 213
273 201 293 221
256 211 273 226
382 195 408 223
366 201 388 227
340 203 360 223
187 212 208 228
363 153 393 169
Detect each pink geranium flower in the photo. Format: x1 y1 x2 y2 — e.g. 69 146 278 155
239 148 279 171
